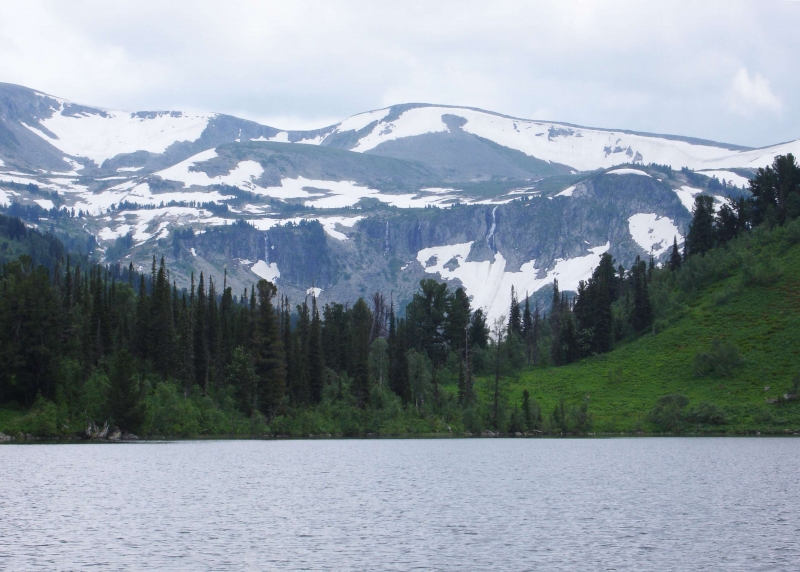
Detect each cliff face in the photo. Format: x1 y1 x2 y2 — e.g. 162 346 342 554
0 83 756 318
154 165 702 319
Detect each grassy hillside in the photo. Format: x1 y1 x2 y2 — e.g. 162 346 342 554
493 221 800 434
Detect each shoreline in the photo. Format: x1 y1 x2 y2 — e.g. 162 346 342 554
2 430 799 444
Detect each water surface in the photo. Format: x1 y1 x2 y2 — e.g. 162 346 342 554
1 438 798 570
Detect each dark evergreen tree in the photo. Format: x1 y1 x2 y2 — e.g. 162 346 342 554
107 348 145 432
686 195 716 257
194 272 209 391
350 298 372 406
668 237 682 271
630 256 653 334
508 286 522 336
252 280 285 418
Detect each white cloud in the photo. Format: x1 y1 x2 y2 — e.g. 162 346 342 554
0 0 798 146
727 68 782 115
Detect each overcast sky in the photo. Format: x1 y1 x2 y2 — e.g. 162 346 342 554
1 0 798 147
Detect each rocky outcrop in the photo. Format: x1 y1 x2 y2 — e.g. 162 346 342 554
85 421 109 440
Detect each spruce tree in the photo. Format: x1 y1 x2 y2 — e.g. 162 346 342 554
350 298 372 406
308 295 325 404
108 348 145 432
508 286 521 336
252 280 285 418
194 272 208 391
686 195 716 257
668 237 682 271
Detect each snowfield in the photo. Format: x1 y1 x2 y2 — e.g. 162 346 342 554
606 168 651 177
331 105 800 172
628 213 683 256
25 99 213 165
416 241 610 321
698 170 751 189
156 149 263 189
251 260 280 281
674 186 703 212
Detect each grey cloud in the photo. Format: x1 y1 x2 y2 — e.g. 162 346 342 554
0 0 798 145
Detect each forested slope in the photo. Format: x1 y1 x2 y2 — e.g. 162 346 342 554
499 220 800 435
1 154 799 439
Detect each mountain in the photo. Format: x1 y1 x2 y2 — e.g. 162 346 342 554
1 82 795 318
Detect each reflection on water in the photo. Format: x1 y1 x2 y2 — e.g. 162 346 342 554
1 438 798 570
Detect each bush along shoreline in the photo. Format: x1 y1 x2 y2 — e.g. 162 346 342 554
2 154 800 440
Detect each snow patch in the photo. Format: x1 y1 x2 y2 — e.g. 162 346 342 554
34 199 54 210
25 107 213 165
251 260 280 282
351 107 450 152
307 287 323 297
269 132 290 143
698 169 751 189
0 189 17 204
628 213 683 256
674 186 702 212
606 168 651 177
155 149 264 189
336 108 391 133
555 185 576 197
316 216 364 240
416 241 610 321
190 247 197 257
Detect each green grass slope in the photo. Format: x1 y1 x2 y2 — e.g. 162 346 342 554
504 224 800 434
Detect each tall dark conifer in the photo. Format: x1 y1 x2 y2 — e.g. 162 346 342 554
308 295 325 404
252 280 285 418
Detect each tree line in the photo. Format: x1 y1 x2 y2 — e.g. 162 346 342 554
1 154 798 436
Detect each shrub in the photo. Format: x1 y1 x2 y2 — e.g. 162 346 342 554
569 399 592 433
462 406 484 434
507 407 525 433
740 253 782 287
693 339 743 377
647 394 689 432
711 284 738 306
11 394 58 437
685 402 728 425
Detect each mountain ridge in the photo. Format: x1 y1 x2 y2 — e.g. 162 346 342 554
0 81 779 320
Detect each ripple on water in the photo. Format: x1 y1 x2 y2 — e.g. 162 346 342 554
0 438 799 571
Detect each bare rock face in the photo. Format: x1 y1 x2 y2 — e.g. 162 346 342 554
107 428 122 441
0 432 13 441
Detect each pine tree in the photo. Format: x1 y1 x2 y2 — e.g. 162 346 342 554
252 280 285 418
151 256 175 377
686 195 716 257
194 272 208 391
631 257 653 334
108 348 145 432
668 237 682 271
522 294 533 364
549 279 562 365
308 295 325 404
292 298 311 405
350 297 372 406
508 286 521 335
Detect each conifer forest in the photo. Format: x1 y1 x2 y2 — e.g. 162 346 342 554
1 154 800 438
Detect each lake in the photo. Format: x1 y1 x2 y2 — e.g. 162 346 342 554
1 438 798 570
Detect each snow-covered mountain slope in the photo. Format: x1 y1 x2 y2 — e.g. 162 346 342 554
0 82 792 320
23 107 214 166
319 104 798 172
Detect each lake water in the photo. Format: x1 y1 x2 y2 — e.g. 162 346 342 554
1 438 798 571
